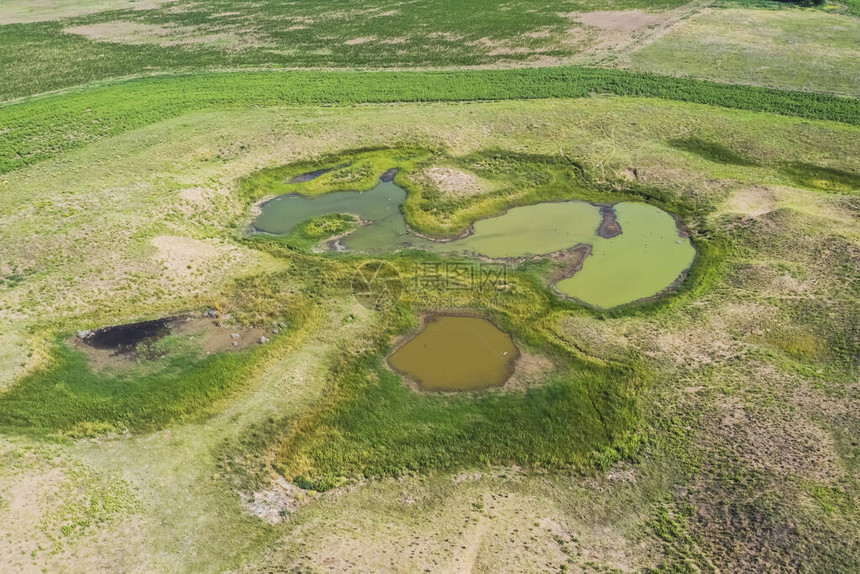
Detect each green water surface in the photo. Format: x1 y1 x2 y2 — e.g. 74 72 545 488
253 180 695 308
555 202 695 308
254 181 427 253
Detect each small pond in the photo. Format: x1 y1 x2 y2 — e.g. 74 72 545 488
388 315 518 392
253 177 696 308
253 180 426 253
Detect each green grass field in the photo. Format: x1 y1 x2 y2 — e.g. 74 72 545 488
629 8 860 96
0 0 690 100
0 0 858 572
0 0 857 102
3 67 859 176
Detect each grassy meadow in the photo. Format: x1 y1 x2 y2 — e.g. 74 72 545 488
629 7 860 96
0 0 858 569
2 67 859 176
0 93 857 570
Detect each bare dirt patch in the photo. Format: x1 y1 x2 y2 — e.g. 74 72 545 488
504 352 555 390
556 1 709 66
152 235 251 285
381 36 410 45
414 166 490 198
72 314 273 373
344 36 376 46
177 317 270 355
566 10 667 33
722 185 778 219
179 186 226 204
241 474 319 524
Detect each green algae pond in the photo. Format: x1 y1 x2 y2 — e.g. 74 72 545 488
555 202 694 308
253 180 424 253
388 315 519 392
252 178 695 308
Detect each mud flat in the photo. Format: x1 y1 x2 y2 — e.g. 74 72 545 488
78 317 181 354
597 205 622 239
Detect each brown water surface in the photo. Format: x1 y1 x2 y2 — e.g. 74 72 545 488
388 315 518 392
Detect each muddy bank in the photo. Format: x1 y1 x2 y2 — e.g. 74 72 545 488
597 205 622 239
546 244 593 285
79 317 182 353
321 214 367 252
379 167 399 182
75 312 276 371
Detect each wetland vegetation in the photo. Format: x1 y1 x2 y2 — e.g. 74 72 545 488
252 154 697 308
0 1 858 571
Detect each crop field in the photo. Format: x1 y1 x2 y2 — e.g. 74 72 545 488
0 0 858 573
0 0 858 101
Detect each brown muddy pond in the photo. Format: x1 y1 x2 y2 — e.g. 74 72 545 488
388 315 519 392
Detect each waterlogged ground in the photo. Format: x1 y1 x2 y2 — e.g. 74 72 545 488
254 180 695 308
